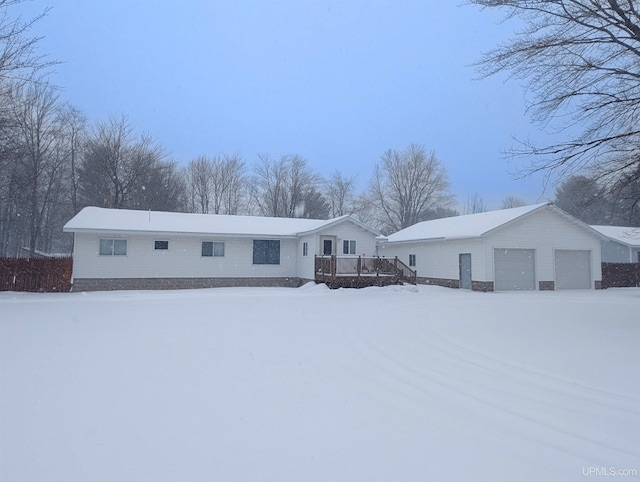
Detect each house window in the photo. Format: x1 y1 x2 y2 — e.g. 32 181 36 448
409 254 416 267
303 242 308 256
202 241 225 257
253 239 280 265
343 240 356 255
154 240 169 250
99 239 127 256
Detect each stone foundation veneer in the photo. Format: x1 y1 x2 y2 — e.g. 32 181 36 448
71 277 309 292
418 277 495 292
539 281 555 290
418 276 460 289
471 281 494 292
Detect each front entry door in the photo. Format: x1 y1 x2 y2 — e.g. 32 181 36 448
459 253 472 290
323 238 333 255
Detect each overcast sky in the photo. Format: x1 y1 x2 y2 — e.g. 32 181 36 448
18 0 554 209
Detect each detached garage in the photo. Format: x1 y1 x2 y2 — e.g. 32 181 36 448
377 203 605 291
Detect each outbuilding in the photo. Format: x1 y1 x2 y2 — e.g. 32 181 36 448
63 207 381 291
590 225 640 263
377 203 605 291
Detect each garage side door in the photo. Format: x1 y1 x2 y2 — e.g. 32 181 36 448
555 250 591 290
494 248 536 291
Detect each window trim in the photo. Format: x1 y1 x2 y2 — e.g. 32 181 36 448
343 239 357 255
253 239 281 265
409 254 416 267
154 240 169 250
99 238 127 256
302 242 308 257
202 241 225 257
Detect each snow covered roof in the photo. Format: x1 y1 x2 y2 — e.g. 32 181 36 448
63 207 378 238
384 203 580 243
590 225 640 247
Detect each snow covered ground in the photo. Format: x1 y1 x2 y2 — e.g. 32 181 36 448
1 284 639 481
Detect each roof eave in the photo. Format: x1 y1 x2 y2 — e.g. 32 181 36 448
63 227 299 238
296 215 381 237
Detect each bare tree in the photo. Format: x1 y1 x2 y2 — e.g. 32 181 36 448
0 0 57 255
369 144 454 234
78 115 166 210
57 105 86 215
185 156 214 213
501 196 527 209
213 154 246 215
325 171 357 218
9 82 66 256
470 0 640 189
463 193 488 214
252 154 321 218
0 0 53 85
185 154 247 214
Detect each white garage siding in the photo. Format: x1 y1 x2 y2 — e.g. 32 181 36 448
494 248 536 291
555 250 591 290
484 208 602 289
377 238 485 284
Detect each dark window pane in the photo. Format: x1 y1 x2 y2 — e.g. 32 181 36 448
99 239 113 255
202 241 213 257
155 240 169 250
113 240 127 255
253 240 280 265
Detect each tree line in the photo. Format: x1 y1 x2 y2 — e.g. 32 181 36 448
6 0 640 256
0 90 460 255
0 2 467 257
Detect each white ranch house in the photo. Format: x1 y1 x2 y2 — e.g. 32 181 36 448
63 207 382 291
377 203 606 291
590 225 640 263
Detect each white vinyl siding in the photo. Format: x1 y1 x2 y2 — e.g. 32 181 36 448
72 234 298 279
297 221 379 281
555 250 591 289
378 238 485 282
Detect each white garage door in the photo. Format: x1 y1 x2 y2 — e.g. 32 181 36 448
494 248 536 291
555 250 591 290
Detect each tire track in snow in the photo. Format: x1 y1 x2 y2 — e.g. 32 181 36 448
347 322 640 465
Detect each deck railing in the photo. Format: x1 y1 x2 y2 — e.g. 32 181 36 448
315 255 416 286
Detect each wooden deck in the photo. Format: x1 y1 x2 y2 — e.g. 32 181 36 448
315 255 417 289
